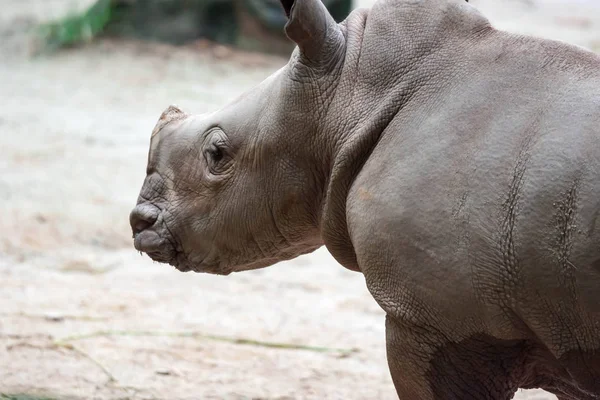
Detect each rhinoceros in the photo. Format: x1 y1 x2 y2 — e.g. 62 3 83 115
129 0 600 398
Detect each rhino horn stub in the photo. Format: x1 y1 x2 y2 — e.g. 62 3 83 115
151 105 188 138
280 0 343 64
147 105 189 169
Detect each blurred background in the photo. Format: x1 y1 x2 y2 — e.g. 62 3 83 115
0 0 598 399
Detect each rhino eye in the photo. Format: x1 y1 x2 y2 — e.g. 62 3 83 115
203 128 230 176
207 145 223 163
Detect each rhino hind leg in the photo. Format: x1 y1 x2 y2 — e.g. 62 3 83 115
385 316 522 400
384 315 590 400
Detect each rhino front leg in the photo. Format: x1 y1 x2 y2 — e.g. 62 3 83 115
385 315 521 400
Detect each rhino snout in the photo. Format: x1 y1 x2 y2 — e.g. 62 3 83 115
129 204 166 255
130 204 158 235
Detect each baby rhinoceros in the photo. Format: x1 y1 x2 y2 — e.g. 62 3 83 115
130 0 600 398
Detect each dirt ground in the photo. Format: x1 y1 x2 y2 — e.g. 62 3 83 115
1 0 599 399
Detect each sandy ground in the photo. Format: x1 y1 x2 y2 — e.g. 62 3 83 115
0 0 599 399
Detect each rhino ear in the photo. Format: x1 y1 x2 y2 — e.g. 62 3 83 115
280 0 343 63
151 105 188 138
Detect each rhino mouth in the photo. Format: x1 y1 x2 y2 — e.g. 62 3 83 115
133 228 192 272
134 230 224 274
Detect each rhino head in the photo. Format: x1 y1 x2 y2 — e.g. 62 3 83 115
130 0 354 275
130 0 483 274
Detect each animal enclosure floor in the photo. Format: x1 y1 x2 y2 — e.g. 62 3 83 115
1 0 598 398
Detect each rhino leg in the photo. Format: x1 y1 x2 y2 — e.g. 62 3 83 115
385 315 521 400
383 315 588 400
385 315 438 400
386 311 600 400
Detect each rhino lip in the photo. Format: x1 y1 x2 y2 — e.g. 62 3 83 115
135 231 213 274
134 229 160 249
134 229 181 266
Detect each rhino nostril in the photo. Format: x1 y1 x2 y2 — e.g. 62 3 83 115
134 219 152 235
129 206 159 235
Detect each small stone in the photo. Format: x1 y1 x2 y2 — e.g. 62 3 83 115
156 369 172 376
44 313 65 322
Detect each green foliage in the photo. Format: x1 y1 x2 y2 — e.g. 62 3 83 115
34 0 352 53
38 0 112 50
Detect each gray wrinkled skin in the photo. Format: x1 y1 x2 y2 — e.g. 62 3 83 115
130 0 600 398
